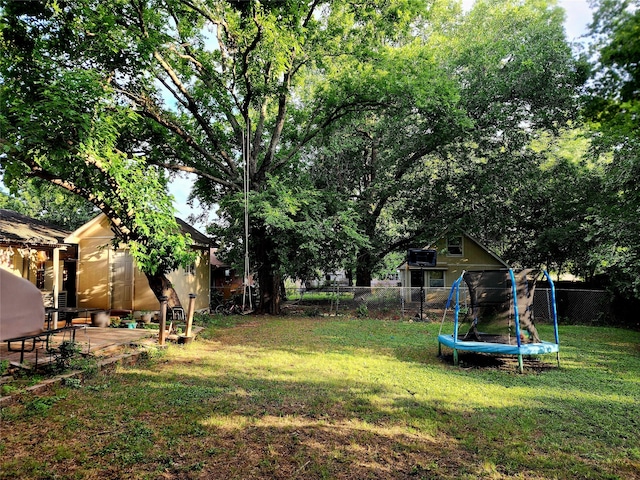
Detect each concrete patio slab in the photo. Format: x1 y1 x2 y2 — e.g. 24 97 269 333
0 326 158 370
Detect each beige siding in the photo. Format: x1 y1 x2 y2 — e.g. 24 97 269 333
132 250 210 312
431 237 505 286
0 247 63 290
166 250 210 311
76 235 112 309
133 269 157 311
0 247 26 279
400 234 507 301
44 260 64 292
70 214 210 313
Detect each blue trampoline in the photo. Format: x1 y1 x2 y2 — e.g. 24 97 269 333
438 269 560 373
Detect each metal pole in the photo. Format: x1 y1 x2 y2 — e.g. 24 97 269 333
52 248 60 329
242 120 253 312
419 269 424 321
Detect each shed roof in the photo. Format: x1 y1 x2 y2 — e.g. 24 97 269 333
175 217 211 248
65 213 211 248
0 209 71 247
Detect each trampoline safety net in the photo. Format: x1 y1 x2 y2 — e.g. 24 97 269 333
460 269 541 345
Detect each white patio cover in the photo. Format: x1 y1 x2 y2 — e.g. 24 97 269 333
0 268 45 341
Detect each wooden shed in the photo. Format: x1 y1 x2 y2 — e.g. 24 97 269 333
65 214 211 315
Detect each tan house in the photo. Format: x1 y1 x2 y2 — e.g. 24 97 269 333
399 232 508 302
65 214 211 315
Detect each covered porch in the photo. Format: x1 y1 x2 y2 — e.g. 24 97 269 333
0 209 78 330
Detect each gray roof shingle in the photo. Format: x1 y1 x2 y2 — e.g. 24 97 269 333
0 209 71 246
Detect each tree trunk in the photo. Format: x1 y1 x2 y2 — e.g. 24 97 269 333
355 249 374 302
355 249 374 288
145 271 182 308
258 268 281 315
253 225 282 315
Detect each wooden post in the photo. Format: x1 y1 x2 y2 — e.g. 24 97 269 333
52 248 60 329
159 295 168 346
185 293 196 338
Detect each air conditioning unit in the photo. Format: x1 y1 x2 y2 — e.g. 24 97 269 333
407 249 437 267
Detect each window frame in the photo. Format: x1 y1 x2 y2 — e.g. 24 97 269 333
446 236 463 257
184 262 196 276
428 270 445 288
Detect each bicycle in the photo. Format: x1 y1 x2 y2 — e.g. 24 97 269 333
214 300 241 315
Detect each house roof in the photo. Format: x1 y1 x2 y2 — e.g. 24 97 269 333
0 209 71 247
400 231 509 269
175 217 211 248
430 231 509 268
65 213 211 248
210 249 230 268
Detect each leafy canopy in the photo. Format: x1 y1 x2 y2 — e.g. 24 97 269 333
0 0 195 275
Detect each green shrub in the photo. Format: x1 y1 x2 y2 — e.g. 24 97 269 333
69 356 99 378
52 341 81 372
1 384 18 396
62 377 82 389
0 359 9 376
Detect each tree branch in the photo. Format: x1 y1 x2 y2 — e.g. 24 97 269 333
240 10 263 117
150 161 241 191
271 98 387 172
153 50 231 158
22 159 134 240
116 85 238 182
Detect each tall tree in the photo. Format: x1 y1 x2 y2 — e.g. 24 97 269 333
0 1 195 305
308 0 584 285
308 40 469 286
583 0 640 297
467 129 599 278
0 0 429 313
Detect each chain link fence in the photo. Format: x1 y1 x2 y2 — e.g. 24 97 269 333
282 286 612 324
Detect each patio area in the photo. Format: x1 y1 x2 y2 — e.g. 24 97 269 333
1 325 158 371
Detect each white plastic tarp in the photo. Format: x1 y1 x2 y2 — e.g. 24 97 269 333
0 268 45 341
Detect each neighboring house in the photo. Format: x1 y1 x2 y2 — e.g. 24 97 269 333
398 232 508 302
210 249 243 299
304 271 351 289
65 214 211 314
0 209 76 307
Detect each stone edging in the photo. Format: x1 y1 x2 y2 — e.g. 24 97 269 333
0 347 155 408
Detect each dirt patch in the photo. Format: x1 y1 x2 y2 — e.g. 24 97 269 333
194 421 478 480
439 352 559 373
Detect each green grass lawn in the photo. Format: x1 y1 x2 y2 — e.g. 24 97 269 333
1 316 639 479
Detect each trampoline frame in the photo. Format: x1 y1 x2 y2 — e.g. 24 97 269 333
437 269 560 373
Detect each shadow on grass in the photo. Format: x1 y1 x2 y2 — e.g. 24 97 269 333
2 319 639 480
98 348 638 479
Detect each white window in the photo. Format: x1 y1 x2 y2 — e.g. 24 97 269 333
429 271 444 288
185 262 196 276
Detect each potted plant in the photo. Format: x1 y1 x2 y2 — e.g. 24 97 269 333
139 311 153 324
121 314 137 329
